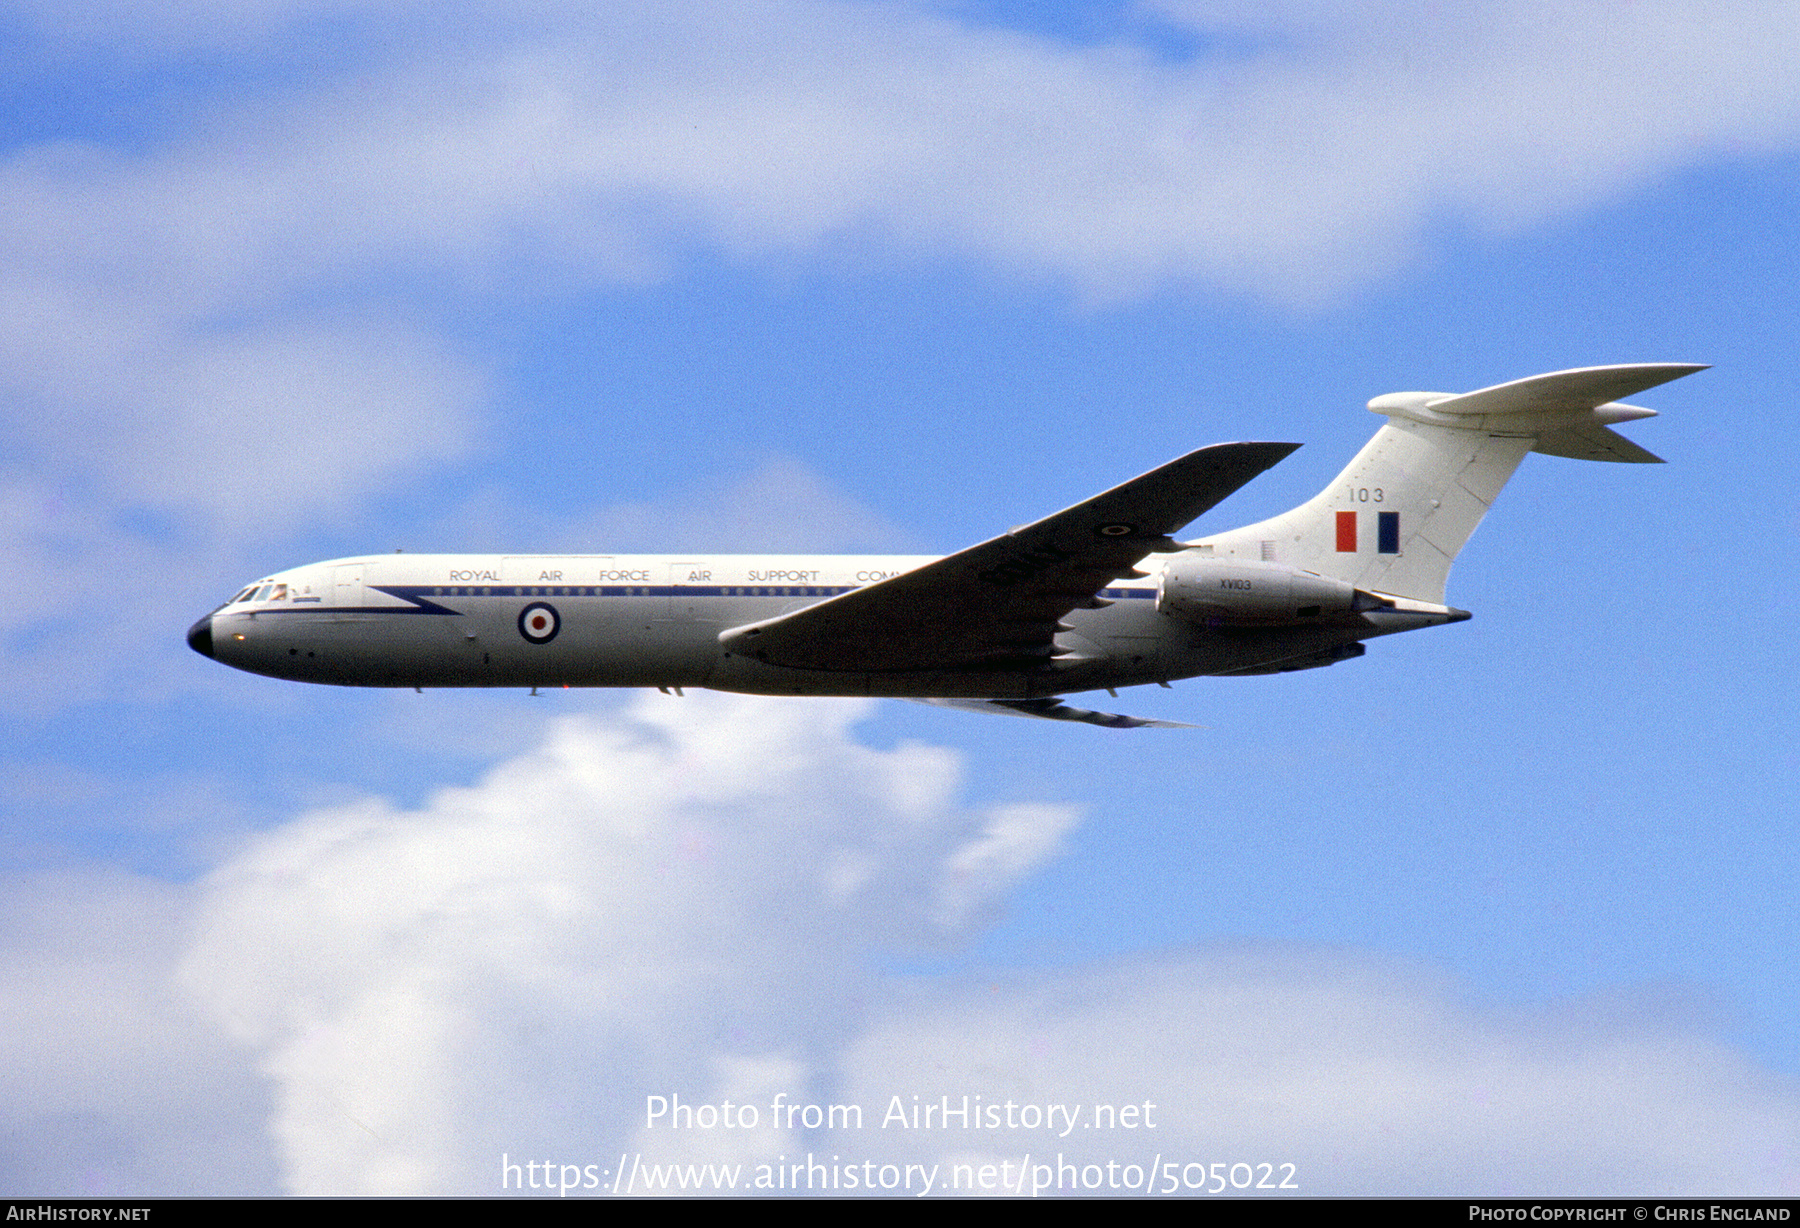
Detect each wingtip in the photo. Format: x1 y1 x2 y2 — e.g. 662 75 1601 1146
1227 440 1304 464
1209 440 1302 452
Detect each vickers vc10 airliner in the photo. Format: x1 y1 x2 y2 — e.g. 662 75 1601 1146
187 364 1701 727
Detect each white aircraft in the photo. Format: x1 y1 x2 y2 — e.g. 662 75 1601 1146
188 363 1701 727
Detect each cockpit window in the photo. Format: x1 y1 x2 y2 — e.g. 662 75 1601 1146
227 582 285 605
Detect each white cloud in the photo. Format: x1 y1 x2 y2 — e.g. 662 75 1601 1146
839 953 1800 1196
12 0 1800 378
0 871 277 1195
124 321 484 521
6 0 1794 516
14 0 1797 306
5 694 1793 1195
9 0 1798 460
178 691 1081 1194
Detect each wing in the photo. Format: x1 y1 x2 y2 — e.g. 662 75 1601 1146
718 440 1299 673
912 698 1199 729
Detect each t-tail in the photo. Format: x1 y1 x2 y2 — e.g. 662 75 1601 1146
1194 364 1706 604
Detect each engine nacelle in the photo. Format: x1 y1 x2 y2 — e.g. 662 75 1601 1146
1157 556 1361 625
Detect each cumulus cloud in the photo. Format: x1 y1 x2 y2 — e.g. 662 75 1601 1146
14 0 1800 308
4 694 1794 1195
13 0 1800 396
0 871 277 1195
178 692 1081 1194
840 954 1800 1196
12 0 1800 438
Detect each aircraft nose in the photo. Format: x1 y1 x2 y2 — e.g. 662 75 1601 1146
186 615 215 658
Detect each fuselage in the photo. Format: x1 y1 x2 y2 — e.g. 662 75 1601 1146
186 549 1455 699
183 365 1695 710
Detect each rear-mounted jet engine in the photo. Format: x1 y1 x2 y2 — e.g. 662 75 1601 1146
1156 556 1377 625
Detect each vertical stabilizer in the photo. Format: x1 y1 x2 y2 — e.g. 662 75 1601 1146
1193 364 1704 604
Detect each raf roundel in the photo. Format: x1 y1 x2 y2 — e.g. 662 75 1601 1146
518 601 560 644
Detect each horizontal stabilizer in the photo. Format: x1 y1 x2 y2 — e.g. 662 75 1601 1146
1415 363 1708 417
911 697 1197 729
1532 422 1665 464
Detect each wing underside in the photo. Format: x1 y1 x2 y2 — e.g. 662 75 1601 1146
718 440 1299 674
912 697 1198 729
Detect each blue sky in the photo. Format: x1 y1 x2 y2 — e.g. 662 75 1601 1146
2 0 1796 1197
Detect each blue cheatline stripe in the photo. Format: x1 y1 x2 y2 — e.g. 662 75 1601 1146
378 584 1159 601
1377 511 1400 554
242 583 1162 615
